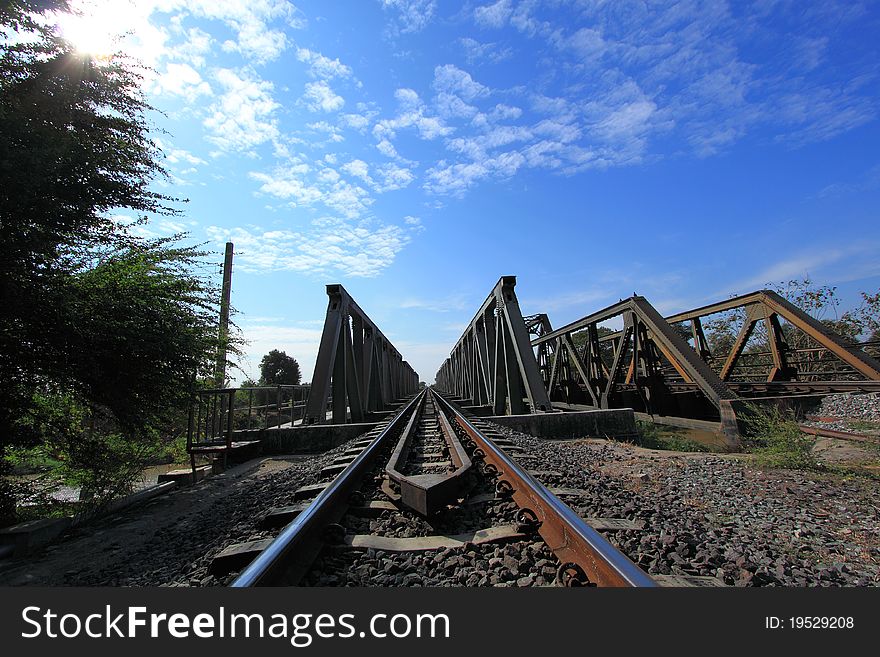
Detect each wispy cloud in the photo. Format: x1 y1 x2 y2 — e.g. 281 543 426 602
459 37 512 64
398 294 470 313
720 242 880 296
379 0 437 35
205 219 411 277
203 67 280 154
816 163 880 198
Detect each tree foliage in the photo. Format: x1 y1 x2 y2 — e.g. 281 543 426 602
259 350 302 386
0 1 236 523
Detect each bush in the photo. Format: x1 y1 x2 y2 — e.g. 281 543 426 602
740 404 818 470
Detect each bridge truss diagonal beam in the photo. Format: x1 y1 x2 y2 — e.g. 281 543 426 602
304 284 418 424
532 296 738 413
529 288 880 449
435 276 552 414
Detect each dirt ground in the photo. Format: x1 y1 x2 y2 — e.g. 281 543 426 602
0 456 308 586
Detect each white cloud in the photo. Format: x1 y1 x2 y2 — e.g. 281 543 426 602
322 182 373 218
376 163 415 191
183 0 304 64
166 148 208 166
206 219 410 277
341 159 374 185
432 64 490 102
150 62 212 102
373 88 452 151
168 27 213 68
306 121 344 142
489 104 522 121
447 124 532 160
394 87 422 110
340 113 372 131
474 0 512 28
376 138 400 158
250 164 374 219
424 151 525 196
249 164 320 206
203 67 280 153
303 80 345 112
296 47 353 79
556 27 606 60
379 0 437 34
434 93 479 120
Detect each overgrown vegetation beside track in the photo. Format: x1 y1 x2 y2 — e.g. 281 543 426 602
739 405 820 471
0 1 238 525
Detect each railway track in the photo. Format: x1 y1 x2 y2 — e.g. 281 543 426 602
226 388 658 587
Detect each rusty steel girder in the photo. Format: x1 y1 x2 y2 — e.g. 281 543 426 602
435 276 551 415
529 289 880 449
593 290 880 385
531 295 742 446
304 284 419 424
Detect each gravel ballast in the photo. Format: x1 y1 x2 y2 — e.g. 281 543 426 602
1 412 878 587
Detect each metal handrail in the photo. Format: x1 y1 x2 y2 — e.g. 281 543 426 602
187 384 316 454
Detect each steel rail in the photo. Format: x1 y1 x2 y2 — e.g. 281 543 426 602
798 423 879 445
431 391 657 587
230 389 427 587
385 392 473 516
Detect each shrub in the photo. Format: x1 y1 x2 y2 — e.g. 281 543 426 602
739 404 818 470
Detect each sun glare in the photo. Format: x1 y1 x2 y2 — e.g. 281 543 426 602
52 1 164 66
56 10 120 60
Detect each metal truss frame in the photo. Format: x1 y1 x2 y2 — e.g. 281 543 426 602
435 276 552 414
304 284 418 424
529 289 880 447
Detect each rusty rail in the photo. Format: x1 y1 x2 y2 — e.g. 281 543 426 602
432 392 656 587
798 423 879 445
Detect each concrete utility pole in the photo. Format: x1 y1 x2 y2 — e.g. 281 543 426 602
214 241 234 387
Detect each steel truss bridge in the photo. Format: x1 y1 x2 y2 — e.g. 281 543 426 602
435 277 880 449
190 276 880 455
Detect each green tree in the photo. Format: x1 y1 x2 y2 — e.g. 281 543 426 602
259 350 302 385
0 1 236 522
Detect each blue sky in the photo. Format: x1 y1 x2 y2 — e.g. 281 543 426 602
50 0 880 384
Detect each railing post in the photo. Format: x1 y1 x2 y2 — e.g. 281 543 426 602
277 386 282 428
226 389 234 449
